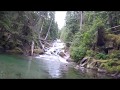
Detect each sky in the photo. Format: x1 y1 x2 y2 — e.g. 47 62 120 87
55 11 67 30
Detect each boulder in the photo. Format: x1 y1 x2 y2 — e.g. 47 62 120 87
59 52 66 57
66 57 73 62
80 57 88 64
74 65 79 69
79 57 90 68
33 49 44 55
80 62 87 68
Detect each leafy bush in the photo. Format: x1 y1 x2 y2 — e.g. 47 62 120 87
95 53 108 59
86 50 96 57
70 46 87 62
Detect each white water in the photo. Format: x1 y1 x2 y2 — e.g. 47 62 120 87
35 39 68 63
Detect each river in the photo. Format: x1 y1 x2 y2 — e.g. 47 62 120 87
0 39 113 79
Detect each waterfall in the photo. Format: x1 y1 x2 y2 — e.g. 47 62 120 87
35 39 68 63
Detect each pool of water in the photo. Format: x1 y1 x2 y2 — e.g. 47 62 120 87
0 54 113 79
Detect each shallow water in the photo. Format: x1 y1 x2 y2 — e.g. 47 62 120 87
0 39 113 79
0 54 113 79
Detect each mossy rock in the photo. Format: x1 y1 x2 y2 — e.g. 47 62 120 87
6 47 23 54
108 50 120 59
99 59 120 73
105 34 120 47
33 49 44 55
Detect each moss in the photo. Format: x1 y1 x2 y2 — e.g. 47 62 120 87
105 33 120 47
33 49 44 54
108 50 120 59
105 34 117 41
6 47 23 54
86 50 96 57
99 59 120 73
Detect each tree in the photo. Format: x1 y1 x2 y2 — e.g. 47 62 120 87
0 11 59 55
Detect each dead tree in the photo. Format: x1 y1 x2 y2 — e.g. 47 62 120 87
44 18 53 40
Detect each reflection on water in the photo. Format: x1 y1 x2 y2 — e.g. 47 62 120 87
0 54 113 79
25 57 32 76
0 39 114 79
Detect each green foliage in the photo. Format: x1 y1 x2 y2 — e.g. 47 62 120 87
60 11 80 43
86 50 96 57
69 12 105 61
109 50 120 59
70 46 87 62
0 11 58 55
6 47 23 54
60 26 70 42
95 53 109 60
100 60 120 73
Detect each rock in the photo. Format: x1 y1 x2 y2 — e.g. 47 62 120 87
116 73 120 78
98 68 107 73
74 65 79 69
80 57 88 64
33 49 44 55
66 57 73 62
87 61 98 70
79 57 89 68
80 62 87 68
59 52 66 57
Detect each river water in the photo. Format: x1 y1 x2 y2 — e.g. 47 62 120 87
0 39 113 79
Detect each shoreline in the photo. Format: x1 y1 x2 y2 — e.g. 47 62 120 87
73 57 120 79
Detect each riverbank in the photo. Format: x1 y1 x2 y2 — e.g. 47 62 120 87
73 57 120 78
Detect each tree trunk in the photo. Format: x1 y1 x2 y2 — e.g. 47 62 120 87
30 40 34 56
97 26 105 46
38 34 45 51
39 40 45 51
108 12 114 31
45 18 53 40
39 20 44 34
80 11 83 30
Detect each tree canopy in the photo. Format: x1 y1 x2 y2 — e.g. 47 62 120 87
0 11 59 55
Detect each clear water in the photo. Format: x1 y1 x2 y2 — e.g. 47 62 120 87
0 39 113 79
0 54 113 79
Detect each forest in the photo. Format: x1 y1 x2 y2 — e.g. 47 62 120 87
60 11 120 75
0 11 120 79
0 11 58 56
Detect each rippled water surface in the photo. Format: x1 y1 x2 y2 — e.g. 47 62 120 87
0 39 113 79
